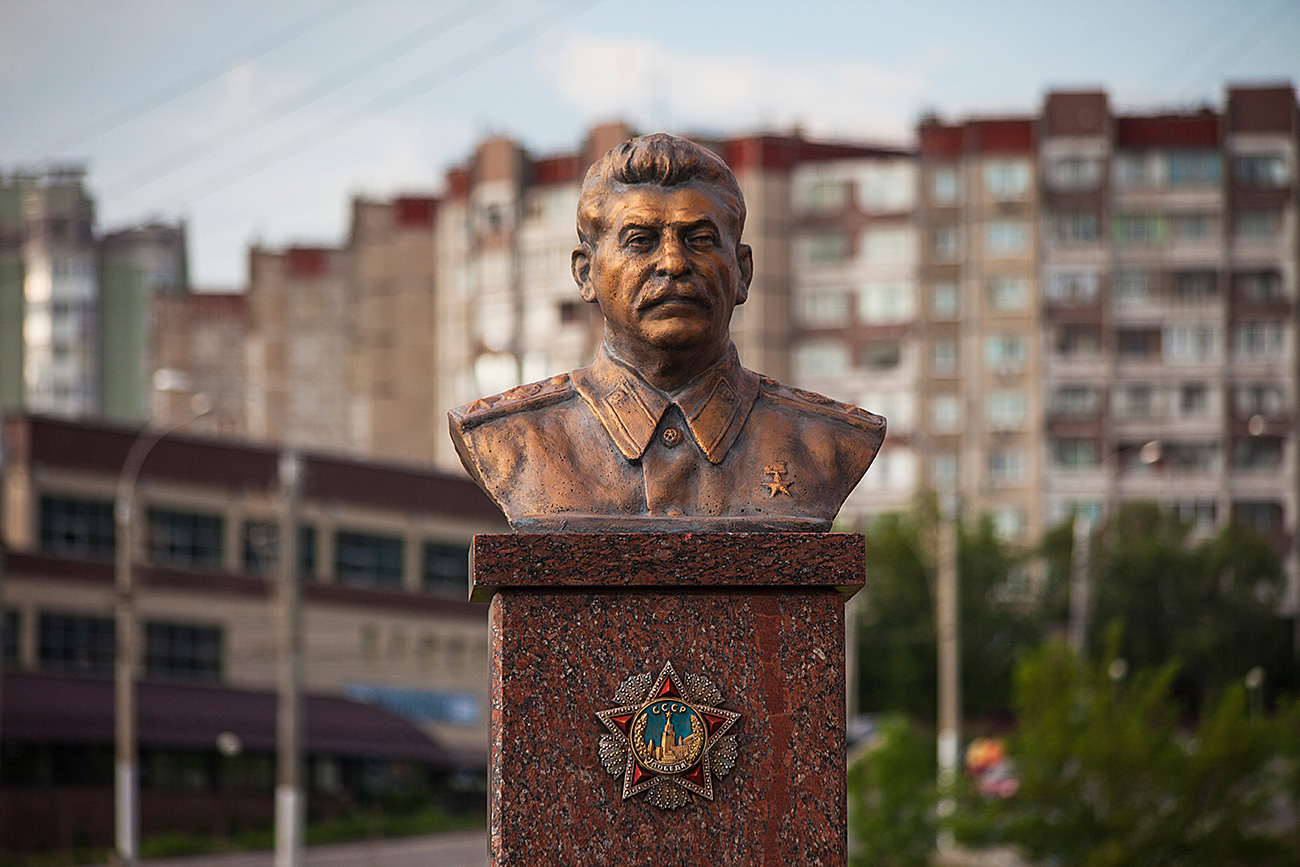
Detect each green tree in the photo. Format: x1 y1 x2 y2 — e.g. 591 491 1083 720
847 716 937 867
1040 502 1296 709
856 498 1039 719
957 634 1300 866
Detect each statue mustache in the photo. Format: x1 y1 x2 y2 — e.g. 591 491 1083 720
636 280 712 311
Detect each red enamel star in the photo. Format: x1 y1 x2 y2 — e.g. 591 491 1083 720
596 661 741 809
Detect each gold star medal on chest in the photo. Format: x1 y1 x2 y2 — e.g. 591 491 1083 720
595 661 741 809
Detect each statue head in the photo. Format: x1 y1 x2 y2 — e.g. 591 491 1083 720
570 134 753 387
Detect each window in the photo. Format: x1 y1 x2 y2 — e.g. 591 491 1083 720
1173 270 1217 302
145 622 222 682
1166 441 1218 472
1047 270 1098 304
242 521 316 579
931 167 959 204
930 395 960 433
1235 209 1282 239
1165 325 1219 363
1118 328 1161 358
39 613 115 674
1052 386 1099 417
986 390 1028 430
932 340 957 376
1236 270 1284 302
805 232 851 264
1054 439 1100 468
1057 325 1102 357
1235 384 1283 416
988 276 1029 311
794 341 850 378
3 610 19 665
984 159 1031 199
1167 150 1221 186
1233 501 1284 533
1053 211 1099 244
1114 152 1159 187
932 227 959 260
39 496 115 558
1169 213 1211 241
1176 501 1218 528
988 448 1027 486
931 283 959 319
1233 154 1288 187
1114 214 1163 244
985 335 1028 371
1114 269 1154 306
862 228 913 264
1232 322 1285 360
798 288 850 327
1117 385 1153 418
861 341 902 371
985 221 1028 256
803 178 850 212
1180 384 1208 416
335 531 404 589
558 301 581 324
992 508 1027 542
1234 436 1284 470
147 508 224 569
423 542 470 596
1047 157 1101 190
926 453 956 490
858 281 913 323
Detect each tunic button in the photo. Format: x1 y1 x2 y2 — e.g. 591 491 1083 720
661 427 683 448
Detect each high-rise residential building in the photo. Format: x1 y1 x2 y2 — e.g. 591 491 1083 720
151 289 249 437
916 117 1043 544
788 148 919 522
1038 84 1300 611
0 165 187 422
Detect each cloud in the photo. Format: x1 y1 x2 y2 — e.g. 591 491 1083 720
545 35 926 142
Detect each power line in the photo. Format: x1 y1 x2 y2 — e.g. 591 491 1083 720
103 0 604 228
22 0 368 162
1167 0 1295 96
101 0 511 201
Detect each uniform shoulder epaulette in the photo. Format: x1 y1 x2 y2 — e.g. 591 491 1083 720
450 373 575 428
758 376 887 435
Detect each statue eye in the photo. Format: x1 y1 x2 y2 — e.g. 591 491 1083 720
623 231 654 251
687 232 717 249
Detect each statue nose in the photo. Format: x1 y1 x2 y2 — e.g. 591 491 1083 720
655 236 689 275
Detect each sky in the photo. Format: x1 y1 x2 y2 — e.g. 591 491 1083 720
3 0 1299 287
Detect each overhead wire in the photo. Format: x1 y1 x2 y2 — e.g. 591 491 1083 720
21 0 368 163
101 0 605 231
101 0 513 200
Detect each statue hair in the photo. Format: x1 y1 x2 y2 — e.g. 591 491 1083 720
576 133 746 246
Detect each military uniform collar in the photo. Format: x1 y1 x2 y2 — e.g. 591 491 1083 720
572 343 760 465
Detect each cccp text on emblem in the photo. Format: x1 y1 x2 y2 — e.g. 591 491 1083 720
595 661 740 810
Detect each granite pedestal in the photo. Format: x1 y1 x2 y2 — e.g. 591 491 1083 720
470 532 863 866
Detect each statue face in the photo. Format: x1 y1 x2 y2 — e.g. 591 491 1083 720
573 183 752 364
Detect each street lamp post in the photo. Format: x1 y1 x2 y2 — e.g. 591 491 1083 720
114 397 210 866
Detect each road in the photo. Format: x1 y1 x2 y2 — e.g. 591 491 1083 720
91 832 488 867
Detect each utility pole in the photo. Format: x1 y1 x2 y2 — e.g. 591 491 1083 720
935 492 960 846
1068 513 1092 655
276 451 304 867
114 399 210 866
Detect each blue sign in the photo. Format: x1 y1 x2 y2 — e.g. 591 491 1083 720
345 684 481 725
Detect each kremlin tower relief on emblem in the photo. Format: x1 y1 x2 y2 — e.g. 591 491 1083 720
595 661 741 810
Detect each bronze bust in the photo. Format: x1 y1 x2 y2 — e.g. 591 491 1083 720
449 134 885 532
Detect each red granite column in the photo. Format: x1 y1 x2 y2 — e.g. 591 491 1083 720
471 533 864 867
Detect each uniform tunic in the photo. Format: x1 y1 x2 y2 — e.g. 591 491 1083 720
448 344 886 532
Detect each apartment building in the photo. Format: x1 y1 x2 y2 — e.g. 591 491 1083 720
1038 84 1300 610
788 150 919 522
916 117 1043 544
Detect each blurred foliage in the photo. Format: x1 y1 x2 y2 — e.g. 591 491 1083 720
856 496 1041 719
955 631 1300 866
847 715 937 867
1040 502 1297 710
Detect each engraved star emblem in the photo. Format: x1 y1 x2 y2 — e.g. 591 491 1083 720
763 462 792 497
595 661 740 810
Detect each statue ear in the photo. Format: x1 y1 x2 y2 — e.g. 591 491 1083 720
572 245 596 303
735 243 753 305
